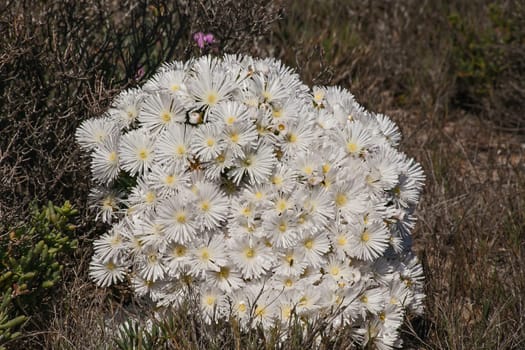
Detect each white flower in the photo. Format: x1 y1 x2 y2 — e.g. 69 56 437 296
139 92 186 133
136 247 166 282
108 88 143 128
156 197 197 244
192 181 230 230
89 256 127 287
228 237 274 280
229 143 276 185
155 123 193 167
348 220 390 261
188 235 228 277
191 122 226 161
76 117 119 151
119 129 156 175
90 134 120 184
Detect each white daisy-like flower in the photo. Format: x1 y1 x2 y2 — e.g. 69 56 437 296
191 122 226 161
156 197 197 244
188 56 237 111
297 232 331 268
348 220 390 261
88 187 124 223
76 117 119 151
262 212 299 249
155 123 193 167
139 92 186 133
200 287 228 323
90 134 120 184
207 264 245 293
89 256 127 287
119 129 156 175
188 235 228 277
336 120 374 157
228 237 274 279
229 143 276 185
136 247 166 282
107 88 143 128
192 181 230 230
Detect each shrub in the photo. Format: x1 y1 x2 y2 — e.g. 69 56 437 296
77 54 425 349
0 201 78 348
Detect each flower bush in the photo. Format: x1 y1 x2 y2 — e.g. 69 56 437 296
76 55 425 348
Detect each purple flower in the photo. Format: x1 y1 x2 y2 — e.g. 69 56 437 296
194 32 215 49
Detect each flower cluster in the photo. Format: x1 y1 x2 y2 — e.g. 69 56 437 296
76 55 425 348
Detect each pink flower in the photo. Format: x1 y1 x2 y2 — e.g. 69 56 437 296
193 32 215 49
135 66 145 81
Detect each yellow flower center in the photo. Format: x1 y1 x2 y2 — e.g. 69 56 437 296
205 91 218 105
335 193 347 207
106 261 116 270
206 138 215 147
245 248 255 258
176 145 186 156
298 296 308 307
337 236 347 246
160 111 171 123
262 90 272 101
282 306 292 319
200 200 210 212
303 166 313 175
288 133 297 143
276 199 288 212
126 108 137 119
241 206 251 216
278 222 287 232
238 303 247 313
200 249 210 260
230 133 239 143
148 254 158 263
145 191 156 203
174 245 186 257
255 305 265 317
226 116 236 125
360 295 368 303
285 279 293 287
272 108 282 118
272 176 283 185
171 84 180 92
165 175 175 185
176 212 186 224
361 231 370 243
205 295 216 306
108 151 118 163
304 239 313 250
346 142 359 153
330 266 340 276
102 197 115 209
322 163 330 174
138 149 149 160
255 191 263 200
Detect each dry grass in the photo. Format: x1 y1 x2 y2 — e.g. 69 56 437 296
2 0 524 349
